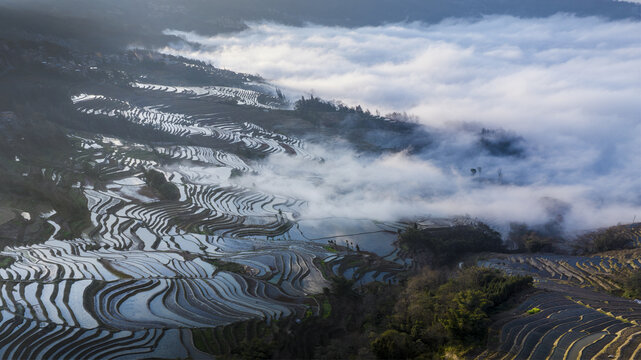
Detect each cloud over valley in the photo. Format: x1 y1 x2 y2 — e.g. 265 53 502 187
160 15 641 234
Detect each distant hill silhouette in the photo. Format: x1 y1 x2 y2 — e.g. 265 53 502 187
0 0 638 50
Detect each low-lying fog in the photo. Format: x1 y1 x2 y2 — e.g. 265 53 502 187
160 15 641 234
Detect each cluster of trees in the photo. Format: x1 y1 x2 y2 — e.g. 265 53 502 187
399 219 504 265
294 96 337 113
508 223 559 253
371 267 532 359
294 95 382 120
195 267 532 359
478 128 525 158
0 255 15 269
292 94 432 155
204 258 246 274
572 225 636 254
617 271 641 299
142 169 180 201
508 221 638 255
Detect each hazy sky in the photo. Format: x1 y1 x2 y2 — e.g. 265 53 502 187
160 15 641 234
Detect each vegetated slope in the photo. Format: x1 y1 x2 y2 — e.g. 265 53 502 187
2 8 639 359
189 267 533 359
476 227 641 359
0 29 421 358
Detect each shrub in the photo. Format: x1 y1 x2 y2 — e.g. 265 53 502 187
143 169 180 201
399 219 504 265
623 272 641 299
573 225 635 254
205 258 246 274
508 223 559 253
441 290 491 340
591 226 634 252
238 338 274 359
371 330 417 360
0 255 15 269
612 271 641 299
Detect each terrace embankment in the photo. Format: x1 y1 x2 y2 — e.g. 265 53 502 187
477 247 641 359
0 39 428 358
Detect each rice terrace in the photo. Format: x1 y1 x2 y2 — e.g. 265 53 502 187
0 0 640 359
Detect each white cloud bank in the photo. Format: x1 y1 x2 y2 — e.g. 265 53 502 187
160 15 641 234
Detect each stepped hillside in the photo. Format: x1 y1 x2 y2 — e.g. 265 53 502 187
0 3 640 359
0 31 417 358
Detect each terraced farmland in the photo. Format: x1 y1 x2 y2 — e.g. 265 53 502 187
0 69 407 358
480 249 641 294
3 4 640 358
479 290 641 359
71 91 313 159
478 247 641 359
130 82 281 109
